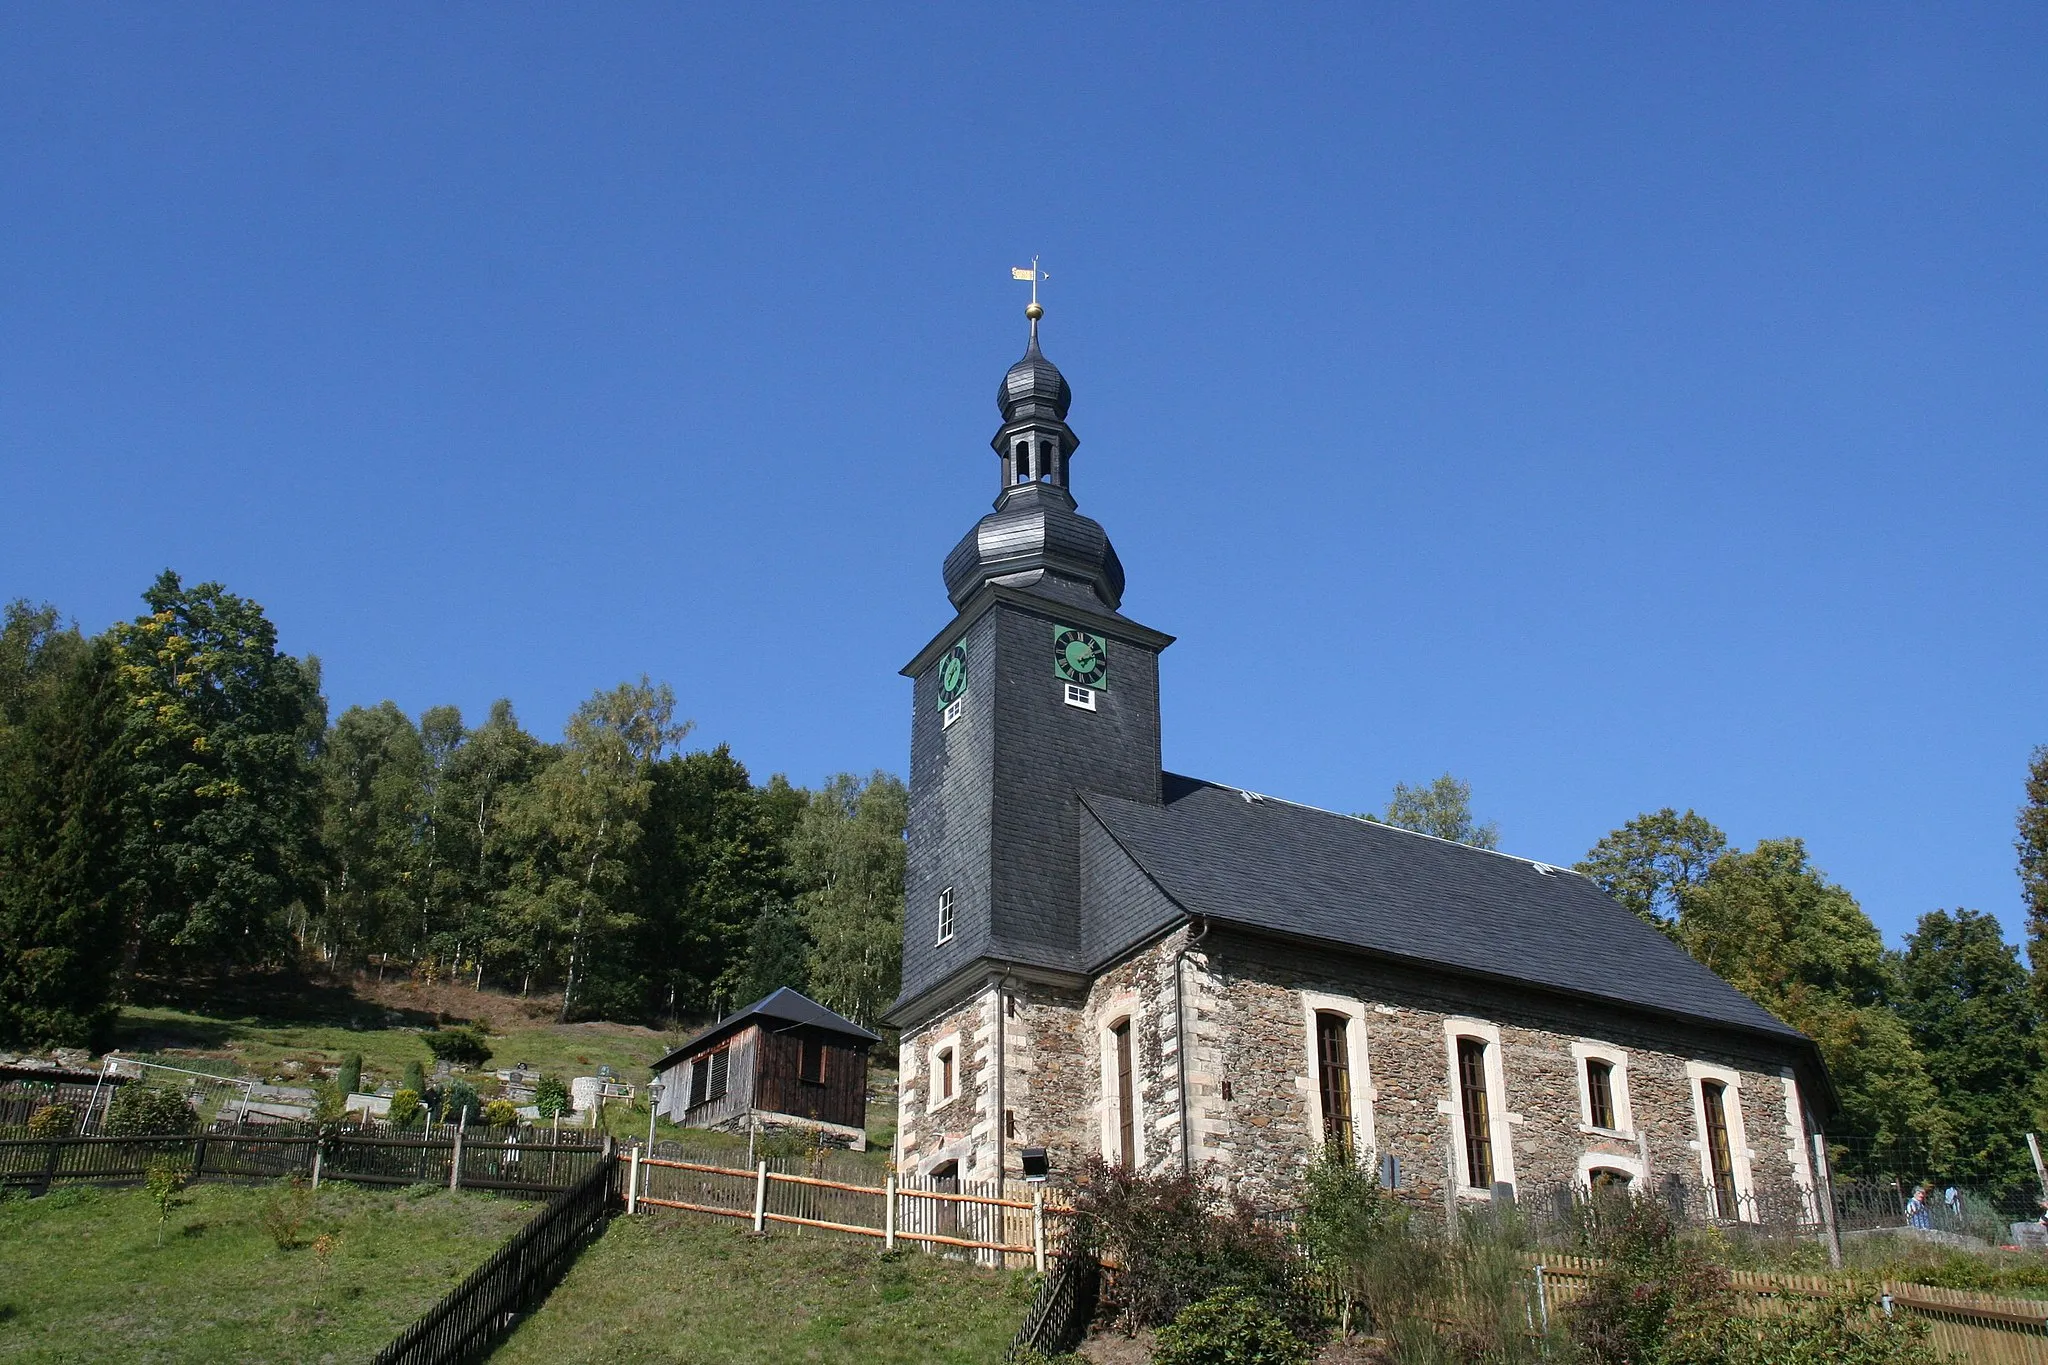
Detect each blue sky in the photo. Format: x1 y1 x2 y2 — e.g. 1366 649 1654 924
3 5 2043 948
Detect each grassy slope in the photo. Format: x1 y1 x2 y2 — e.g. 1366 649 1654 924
0 1182 534 1364
494 1212 1033 1365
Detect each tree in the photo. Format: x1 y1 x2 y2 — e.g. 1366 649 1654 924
315 702 425 964
1894 909 2039 1191
1679 839 1949 1170
443 700 550 987
109 571 326 971
795 771 908 1031
1363 774 1499 849
0 628 130 1049
497 678 691 1019
1576 809 1727 930
2020 746 2048 1021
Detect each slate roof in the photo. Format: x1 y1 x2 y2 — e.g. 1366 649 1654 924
652 987 881 1074
1081 774 1803 1043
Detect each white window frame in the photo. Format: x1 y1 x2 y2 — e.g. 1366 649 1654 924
1097 993 1143 1169
1570 1040 1635 1138
927 1031 962 1115
936 886 954 946
1063 683 1097 711
1686 1060 1757 1222
1299 992 1377 1161
1443 1018 1516 1197
942 696 965 728
1577 1150 1648 1190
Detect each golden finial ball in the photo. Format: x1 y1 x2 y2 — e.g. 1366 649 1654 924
1025 302 1044 321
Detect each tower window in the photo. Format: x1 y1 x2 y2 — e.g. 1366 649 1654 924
1111 1018 1135 1169
936 886 955 945
1038 440 1053 481
942 696 964 729
1064 684 1097 711
937 1047 954 1101
1015 442 1032 483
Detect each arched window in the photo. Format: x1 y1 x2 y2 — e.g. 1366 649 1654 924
1014 441 1033 483
1456 1037 1494 1189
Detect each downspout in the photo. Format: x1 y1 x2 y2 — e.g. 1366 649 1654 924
991 971 1010 1189
1175 918 1211 1175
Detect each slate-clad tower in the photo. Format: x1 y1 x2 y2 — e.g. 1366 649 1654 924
891 304 1174 1036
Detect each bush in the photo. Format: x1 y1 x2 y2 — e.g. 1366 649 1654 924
103 1085 198 1137
422 1028 492 1068
386 1089 423 1129
402 1061 425 1096
482 1099 520 1128
1298 1145 1413 1337
1569 1198 1731 1365
26 1103 74 1138
1069 1159 1309 1336
441 1080 482 1124
1154 1288 1313 1365
533 1075 570 1120
1718 1289 1941 1365
261 1175 317 1249
335 1052 362 1098
143 1158 190 1246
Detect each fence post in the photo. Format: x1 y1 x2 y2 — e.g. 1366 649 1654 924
310 1138 323 1190
884 1174 897 1252
191 1134 208 1182
1032 1186 1045 1274
1811 1134 1842 1269
753 1161 768 1234
627 1144 641 1216
450 1110 466 1192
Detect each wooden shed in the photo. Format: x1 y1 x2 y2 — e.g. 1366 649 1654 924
651 988 879 1149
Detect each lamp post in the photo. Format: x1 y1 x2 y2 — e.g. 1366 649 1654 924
645 1079 664 1151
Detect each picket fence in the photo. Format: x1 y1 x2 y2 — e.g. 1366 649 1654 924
622 1148 1066 1271
1535 1254 2048 1364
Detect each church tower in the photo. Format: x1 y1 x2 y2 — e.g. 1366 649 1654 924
887 299 1173 1176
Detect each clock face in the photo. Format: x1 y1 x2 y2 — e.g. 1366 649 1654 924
935 642 969 710
1053 626 1109 689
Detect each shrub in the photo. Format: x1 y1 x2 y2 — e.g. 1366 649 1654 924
533 1075 570 1120
335 1052 362 1098
1569 1197 1731 1365
261 1175 317 1249
103 1085 198 1137
26 1103 75 1138
1719 1289 1941 1365
143 1158 190 1246
422 1027 492 1068
482 1099 520 1128
1069 1159 1309 1336
386 1089 423 1129
1154 1288 1313 1365
402 1061 426 1096
441 1080 482 1124
1298 1146 1414 1337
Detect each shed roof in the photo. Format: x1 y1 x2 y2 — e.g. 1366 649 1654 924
652 988 880 1075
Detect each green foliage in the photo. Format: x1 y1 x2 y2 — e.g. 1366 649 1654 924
1568 1197 1732 1365
109 571 325 971
422 1026 493 1067
440 1079 481 1124
1893 908 2039 1191
335 1052 361 1098
309 1078 346 1125
1069 1158 1308 1336
533 1074 570 1119
1718 1291 1941 1365
26 1103 75 1138
1154 1288 1313 1365
1297 1146 1410 1336
0 610 128 1050
316 702 428 964
103 1085 198 1137
386 1088 423 1129
2021 746 2048 1025
143 1159 190 1245
402 1060 425 1096
482 1098 520 1128
1362 773 1499 849
794 772 908 1031
1577 807 1728 929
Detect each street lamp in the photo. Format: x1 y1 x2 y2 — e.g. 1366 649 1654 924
645 1078 664 1151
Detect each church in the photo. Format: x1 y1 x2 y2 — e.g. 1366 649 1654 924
883 297 1834 1223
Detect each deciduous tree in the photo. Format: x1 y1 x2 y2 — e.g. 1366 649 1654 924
1576 809 1727 930
1363 774 1499 849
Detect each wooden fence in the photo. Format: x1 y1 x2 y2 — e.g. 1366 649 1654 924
625 1149 1065 1271
375 1140 618 1365
1535 1255 2048 1364
0 1130 603 1198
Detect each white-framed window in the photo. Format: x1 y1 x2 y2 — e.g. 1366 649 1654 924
1299 992 1377 1163
1570 1041 1634 1137
1576 1150 1647 1193
1443 1018 1516 1196
942 696 965 728
927 1031 962 1114
936 886 954 945
1097 994 1142 1169
1686 1060 1756 1222
1063 684 1097 711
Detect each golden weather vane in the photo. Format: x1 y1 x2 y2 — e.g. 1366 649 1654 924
1010 257 1048 322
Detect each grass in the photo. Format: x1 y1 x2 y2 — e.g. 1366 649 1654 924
493 1211 1035 1365
0 1180 536 1363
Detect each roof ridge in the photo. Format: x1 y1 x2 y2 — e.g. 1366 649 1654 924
1160 771 1582 875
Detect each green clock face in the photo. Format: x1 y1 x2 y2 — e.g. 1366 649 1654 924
1053 626 1109 689
935 643 969 711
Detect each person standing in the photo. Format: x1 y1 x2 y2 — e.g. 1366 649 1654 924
1906 1183 1932 1230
